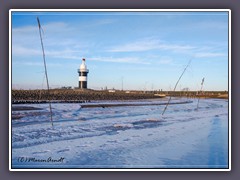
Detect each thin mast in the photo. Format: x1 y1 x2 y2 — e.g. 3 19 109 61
37 17 53 127
162 58 193 116
197 77 205 110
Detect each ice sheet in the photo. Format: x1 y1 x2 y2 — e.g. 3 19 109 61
11 98 229 169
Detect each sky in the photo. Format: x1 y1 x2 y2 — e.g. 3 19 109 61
11 10 229 91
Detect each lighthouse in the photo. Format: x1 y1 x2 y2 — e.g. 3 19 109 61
78 58 89 89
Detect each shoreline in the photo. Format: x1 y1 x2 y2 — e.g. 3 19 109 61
11 100 193 111
12 89 228 104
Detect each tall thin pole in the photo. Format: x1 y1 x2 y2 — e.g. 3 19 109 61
197 77 205 110
162 58 193 116
37 17 53 127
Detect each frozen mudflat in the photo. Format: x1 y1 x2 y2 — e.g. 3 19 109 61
11 98 229 169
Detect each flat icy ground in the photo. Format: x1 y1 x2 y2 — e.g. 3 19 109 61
11 98 229 169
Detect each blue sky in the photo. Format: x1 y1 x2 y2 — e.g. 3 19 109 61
11 11 229 91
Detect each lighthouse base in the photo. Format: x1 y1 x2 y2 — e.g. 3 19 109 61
79 81 87 89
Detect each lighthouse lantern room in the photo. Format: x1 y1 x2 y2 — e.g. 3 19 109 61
78 58 89 89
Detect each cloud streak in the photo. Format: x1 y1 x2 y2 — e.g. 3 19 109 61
13 61 63 67
89 56 150 64
12 45 83 58
107 38 196 53
12 46 41 56
12 19 228 67
195 52 227 58
106 38 228 59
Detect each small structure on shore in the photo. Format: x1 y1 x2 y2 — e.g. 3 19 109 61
78 58 89 89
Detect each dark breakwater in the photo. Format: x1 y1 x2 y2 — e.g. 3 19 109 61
12 89 228 104
12 89 162 104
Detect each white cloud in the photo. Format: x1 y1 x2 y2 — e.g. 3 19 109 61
195 52 227 58
157 57 173 64
106 38 228 60
12 26 37 36
89 56 150 64
12 45 83 58
107 38 195 53
12 21 93 59
13 61 63 67
13 22 72 34
12 20 228 66
12 46 41 56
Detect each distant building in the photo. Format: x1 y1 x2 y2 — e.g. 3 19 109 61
78 58 89 89
61 86 72 89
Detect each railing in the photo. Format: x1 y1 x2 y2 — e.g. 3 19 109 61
78 69 89 73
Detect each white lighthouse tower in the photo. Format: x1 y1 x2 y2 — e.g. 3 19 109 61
78 58 89 89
